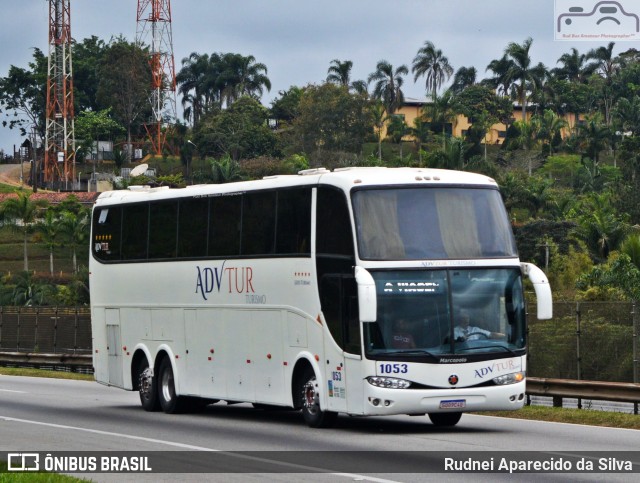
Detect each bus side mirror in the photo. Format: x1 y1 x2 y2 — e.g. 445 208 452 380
355 267 377 322
521 262 553 320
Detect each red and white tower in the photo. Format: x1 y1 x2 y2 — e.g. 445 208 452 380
44 0 76 185
136 0 177 156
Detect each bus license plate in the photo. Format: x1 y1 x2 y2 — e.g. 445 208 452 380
439 399 466 409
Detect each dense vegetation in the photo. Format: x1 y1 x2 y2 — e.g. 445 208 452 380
1 36 640 305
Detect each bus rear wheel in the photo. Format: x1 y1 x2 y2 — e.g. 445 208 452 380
138 359 159 412
299 368 337 428
428 412 462 427
157 357 188 414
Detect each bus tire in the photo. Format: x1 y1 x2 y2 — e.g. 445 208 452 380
428 412 462 427
157 357 187 414
299 368 337 428
138 358 160 412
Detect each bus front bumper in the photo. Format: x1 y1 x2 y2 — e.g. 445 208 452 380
361 380 527 416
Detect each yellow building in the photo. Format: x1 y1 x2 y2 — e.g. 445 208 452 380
390 97 579 145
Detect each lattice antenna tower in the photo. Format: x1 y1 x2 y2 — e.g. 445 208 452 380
136 0 177 155
44 0 76 185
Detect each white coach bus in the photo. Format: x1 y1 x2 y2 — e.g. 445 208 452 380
89 167 552 428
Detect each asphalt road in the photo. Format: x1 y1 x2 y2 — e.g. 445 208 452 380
1 375 639 482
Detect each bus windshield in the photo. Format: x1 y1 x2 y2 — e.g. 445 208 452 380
352 187 517 260
364 268 526 358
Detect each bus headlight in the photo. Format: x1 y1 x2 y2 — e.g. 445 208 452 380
493 371 526 385
367 376 412 389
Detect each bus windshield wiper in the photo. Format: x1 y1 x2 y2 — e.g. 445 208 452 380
383 349 437 357
458 345 519 356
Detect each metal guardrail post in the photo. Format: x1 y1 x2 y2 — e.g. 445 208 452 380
575 302 582 410
633 300 638 415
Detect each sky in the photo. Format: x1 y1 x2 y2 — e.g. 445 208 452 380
1 0 638 155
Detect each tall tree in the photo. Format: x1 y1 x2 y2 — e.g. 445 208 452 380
484 54 512 97
35 208 60 276
59 209 90 274
0 48 47 139
326 59 353 87
293 83 372 156
218 53 271 107
553 47 596 83
96 38 152 154
450 66 477 94
0 192 48 271
504 37 547 121
176 52 220 127
368 60 408 115
72 36 108 112
411 41 454 99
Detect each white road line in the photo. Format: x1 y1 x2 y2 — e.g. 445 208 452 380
0 415 400 482
0 389 26 393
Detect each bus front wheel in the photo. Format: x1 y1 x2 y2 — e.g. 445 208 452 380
299 368 337 428
428 412 462 427
157 357 187 414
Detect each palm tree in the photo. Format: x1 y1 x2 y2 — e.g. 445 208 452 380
586 42 618 125
412 41 454 99
0 191 48 271
504 38 547 121
350 79 369 97
484 54 513 97
326 59 353 87
577 192 628 261
35 208 60 276
370 101 387 161
367 60 409 116
59 209 90 274
534 109 568 155
586 42 618 81
553 47 596 83
177 52 217 127
386 115 410 159
620 233 640 270
218 53 271 106
577 116 610 163
423 90 457 149
450 66 477 94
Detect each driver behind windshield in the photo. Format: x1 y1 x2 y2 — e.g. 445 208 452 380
454 309 503 341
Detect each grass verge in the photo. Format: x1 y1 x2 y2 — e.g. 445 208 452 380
0 461 88 481
0 367 93 381
477 405 640 430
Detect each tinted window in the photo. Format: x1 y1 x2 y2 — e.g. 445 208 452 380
149 200 178 259
317 186 354 257
92 206 122 261
121 203 149 260
241 191 276 256
276 188 311 255
178 198 209 258
210 195 241 256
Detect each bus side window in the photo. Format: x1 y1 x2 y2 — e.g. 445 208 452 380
178 198 209 258
210 195 241 257
149 200 178 259
242 191 277 256
276 188 311 255
121 203 149 260
93 206 122 261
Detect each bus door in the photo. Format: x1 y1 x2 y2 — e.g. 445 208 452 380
105 308 123 388
319 274 362 412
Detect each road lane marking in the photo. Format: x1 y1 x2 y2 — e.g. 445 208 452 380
0 415 400 482
0 389 26 393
